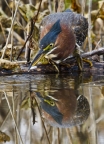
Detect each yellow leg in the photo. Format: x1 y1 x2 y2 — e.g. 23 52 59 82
73 48 83 71
50 61 59 73
75 54 83 71
82 58 93 67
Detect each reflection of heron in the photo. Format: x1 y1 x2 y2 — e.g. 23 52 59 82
35 92 63 125
75 95 90 121
35 89 90 128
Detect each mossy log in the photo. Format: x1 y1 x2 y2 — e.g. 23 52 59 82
0 47 104 75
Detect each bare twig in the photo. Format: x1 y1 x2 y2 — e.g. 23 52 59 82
92 2 104 24
4 0 12 14
57 0 65 12
29 0 32 4
48 0 52 13
33 0 43 22
1 0 21 59
10 1 15 61
81 0 86 16
16 19 34 60
0 21 6 42
16 0 43 60
54 0 58 12
88 0 92 52
13 31 25 45
94 39 101 49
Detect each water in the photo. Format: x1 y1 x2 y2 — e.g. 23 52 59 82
0 73 104 144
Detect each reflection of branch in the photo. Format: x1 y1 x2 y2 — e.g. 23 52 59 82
3 91 24 144
30 95 36 125
88 86 97 144
66 129 73 144
57 128 60 144
88 114 104 132
96 114 104 123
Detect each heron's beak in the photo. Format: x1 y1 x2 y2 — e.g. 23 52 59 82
28 49 45 70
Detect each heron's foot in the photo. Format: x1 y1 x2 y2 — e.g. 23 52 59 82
50 60 59 73
82 58 93 67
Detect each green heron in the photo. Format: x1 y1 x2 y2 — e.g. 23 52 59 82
29 9 90 71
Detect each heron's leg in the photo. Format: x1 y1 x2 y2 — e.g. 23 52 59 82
74 47 93 71
73 48 83 71
75 53 83 71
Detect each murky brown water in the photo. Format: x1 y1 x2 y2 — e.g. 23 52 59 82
0 73 104 144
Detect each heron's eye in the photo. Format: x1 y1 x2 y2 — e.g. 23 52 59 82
49 43 54 47
43 43 54 51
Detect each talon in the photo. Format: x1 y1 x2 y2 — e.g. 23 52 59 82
82 58 93 67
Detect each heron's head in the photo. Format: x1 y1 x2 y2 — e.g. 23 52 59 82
29 20 61 69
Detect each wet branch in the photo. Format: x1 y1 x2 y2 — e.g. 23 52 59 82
81 47 104 58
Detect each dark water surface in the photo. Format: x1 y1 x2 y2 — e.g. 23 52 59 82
0 73 104 144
